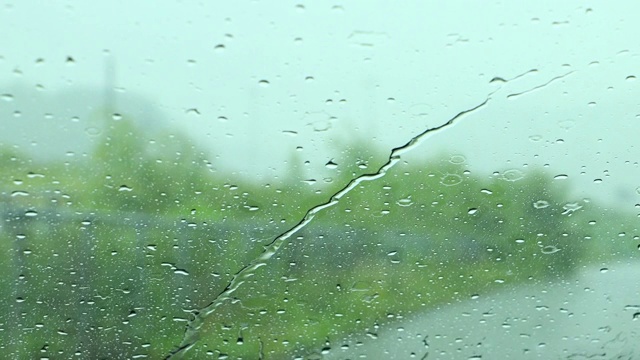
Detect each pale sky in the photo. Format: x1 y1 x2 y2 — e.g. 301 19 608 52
1 0 639 208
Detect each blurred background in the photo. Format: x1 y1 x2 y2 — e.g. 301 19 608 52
1 1 639 359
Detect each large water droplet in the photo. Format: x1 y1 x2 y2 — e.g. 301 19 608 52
501 169 524 182
85 126 101 136
558 119 575 129
561 202 583 215
448 154 466 164
409 103 432 117
325 160 338 169
396 196 413 207
540 245 561 254
440 174 462 186
533 200 549 209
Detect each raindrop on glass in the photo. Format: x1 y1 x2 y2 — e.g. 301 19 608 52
396 197 413 207
533 200 550 209
440 174 462 186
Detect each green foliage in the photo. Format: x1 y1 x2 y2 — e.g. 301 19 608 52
0 117 636 359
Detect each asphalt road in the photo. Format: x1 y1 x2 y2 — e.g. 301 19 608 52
323 263 640 360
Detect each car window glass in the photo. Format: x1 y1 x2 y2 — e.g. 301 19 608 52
1 2 639 359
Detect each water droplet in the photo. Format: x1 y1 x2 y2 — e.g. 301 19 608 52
1 93 14 101
112 113 123 121
348 31 388 47
304 111 333 131
24 210 38 217
325 160 338 169
440 174 462 186
561 202 583 215
214 44 226 53
599 268 609 273
449 154 466 164
468 208 478 215
396 196 413 207
480 189 493 195
540 245 561 254
85 127 101 136
174 269 190 276
558 119 575 129
118 185 133 192
410 103 432 117
554 174 569 180
501 169 524 182
626 75 636 81
10 190 29 197
533 200 549 209
258 79 270 87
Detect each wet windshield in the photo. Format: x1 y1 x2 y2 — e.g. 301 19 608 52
1 2 639 359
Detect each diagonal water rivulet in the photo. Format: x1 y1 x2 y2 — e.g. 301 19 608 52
165 70 574 358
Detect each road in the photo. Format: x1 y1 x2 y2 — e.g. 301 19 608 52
323 263 640 360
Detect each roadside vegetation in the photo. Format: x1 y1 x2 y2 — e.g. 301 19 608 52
1 115 636 359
